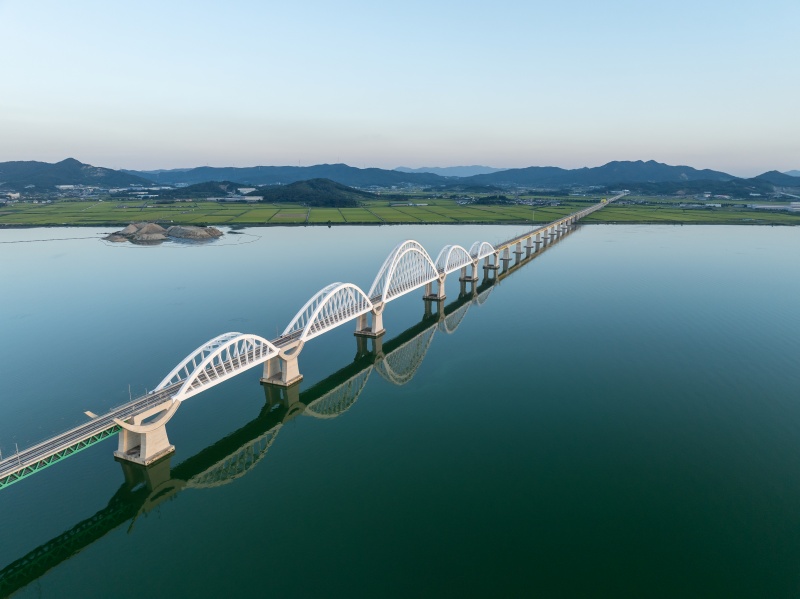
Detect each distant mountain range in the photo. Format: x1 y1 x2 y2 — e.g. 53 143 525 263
395 165 507 177
123 163 445 187
785 170 800 177
123 159 745 188
2 158 799 195
461 160 735 187
0 158 149 188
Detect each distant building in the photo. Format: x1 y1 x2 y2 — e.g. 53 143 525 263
749 204 788 211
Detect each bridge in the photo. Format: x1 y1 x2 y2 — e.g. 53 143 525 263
0 223 585 598
0 195 620 490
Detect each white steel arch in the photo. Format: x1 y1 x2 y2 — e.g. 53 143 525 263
434 244 474 274
468 241 495 260
368 240 439 304
156 332 279 402
283 282 374 343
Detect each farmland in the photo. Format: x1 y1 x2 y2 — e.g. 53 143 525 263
1 197 799 227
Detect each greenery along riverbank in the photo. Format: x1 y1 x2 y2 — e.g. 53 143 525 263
2 197 800 226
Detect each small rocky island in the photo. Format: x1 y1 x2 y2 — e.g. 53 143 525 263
104 222 224 244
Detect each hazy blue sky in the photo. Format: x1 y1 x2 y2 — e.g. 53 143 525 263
1 0 797 175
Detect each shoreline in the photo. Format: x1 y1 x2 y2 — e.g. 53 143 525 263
1 220 798 230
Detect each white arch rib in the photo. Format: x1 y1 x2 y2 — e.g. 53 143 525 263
468 241 495 260
368 240 438 304
156 332 279 402
434 244 474 274
283 282 373 343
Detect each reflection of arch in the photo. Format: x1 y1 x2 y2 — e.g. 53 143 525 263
156 333 279 402
304 367 373 419
468 241 495 260
434 244 473 274
369 240 439 303
375 326 436 386
438 300 471 334
283 282 373 342
186 425 282 489
474 286 494 306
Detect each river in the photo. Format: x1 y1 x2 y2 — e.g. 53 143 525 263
1 223 799 597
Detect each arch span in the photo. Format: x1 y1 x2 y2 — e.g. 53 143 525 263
156 332 279 402
283 282 373 343
468 241 495 260
434 244 474 275
369 240 438 304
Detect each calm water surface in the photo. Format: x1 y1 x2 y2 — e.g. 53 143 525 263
1 224 800 598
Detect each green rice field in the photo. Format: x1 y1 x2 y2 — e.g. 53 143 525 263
1 198 799 227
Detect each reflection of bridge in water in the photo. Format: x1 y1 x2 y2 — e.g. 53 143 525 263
0 196 621 491
0 225 581 597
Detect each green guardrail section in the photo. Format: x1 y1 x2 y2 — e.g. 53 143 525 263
0 426 121 490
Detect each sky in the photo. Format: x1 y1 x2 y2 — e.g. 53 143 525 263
0 0 798 176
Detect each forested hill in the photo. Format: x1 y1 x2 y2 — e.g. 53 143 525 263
251 178 376 207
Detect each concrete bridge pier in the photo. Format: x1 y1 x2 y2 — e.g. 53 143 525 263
459 262 479 283
261 343 304 387
513 241 524 263
423 276 446 302
355 305 386 338
458 276 476 298
483 253 499 275
500 248 512 271
114 400 177 466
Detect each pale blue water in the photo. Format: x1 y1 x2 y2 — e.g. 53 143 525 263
1 224 800 598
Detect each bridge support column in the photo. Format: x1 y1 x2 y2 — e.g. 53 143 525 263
114 401 176 466
355 306 385 338
423 276 446 302
459 277 476 298
261 345 304 387
459 262 479 283
513 242 523 263
500 248 511 271
483 254 499 273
